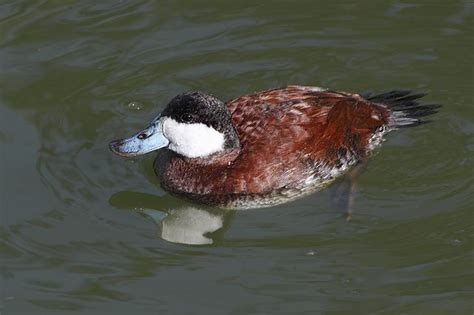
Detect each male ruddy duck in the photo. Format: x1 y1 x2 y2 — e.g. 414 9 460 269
110 85 439 209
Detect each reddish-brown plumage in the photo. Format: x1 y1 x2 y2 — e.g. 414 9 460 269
155 85 394 208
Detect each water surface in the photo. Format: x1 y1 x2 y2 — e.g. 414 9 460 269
1 1 473 314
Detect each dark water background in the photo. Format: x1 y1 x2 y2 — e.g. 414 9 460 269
1 1 473 314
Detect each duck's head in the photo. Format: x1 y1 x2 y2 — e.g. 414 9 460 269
109 91 240 159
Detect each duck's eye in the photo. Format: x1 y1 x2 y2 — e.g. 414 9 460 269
181 113 194 123
138 133 148 140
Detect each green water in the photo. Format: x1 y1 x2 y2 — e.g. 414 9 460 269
1 1 473 314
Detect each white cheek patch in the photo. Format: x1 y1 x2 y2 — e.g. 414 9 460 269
162 118 225 158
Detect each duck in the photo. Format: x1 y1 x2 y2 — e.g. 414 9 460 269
109 85 439 209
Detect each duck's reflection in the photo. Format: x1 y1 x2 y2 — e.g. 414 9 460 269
157 207 225 245
109 191 231 245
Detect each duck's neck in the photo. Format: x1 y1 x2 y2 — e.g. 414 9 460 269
222 121 240 151
185 122 240 166
183 147 240 166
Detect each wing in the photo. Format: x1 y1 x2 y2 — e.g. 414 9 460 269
224 85 391 193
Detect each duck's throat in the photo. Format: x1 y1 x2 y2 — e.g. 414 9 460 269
183 148 240 166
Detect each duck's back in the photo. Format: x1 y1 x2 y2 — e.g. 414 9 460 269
227 86 389 180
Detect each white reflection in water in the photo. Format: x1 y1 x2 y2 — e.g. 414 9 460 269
140 207 225 245
109 191 229 245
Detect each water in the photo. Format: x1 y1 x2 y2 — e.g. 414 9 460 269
1 1 473 314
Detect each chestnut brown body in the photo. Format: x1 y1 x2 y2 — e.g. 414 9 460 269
151 85 437 209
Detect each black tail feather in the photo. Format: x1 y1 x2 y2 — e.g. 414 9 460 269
368 90 412 101
363 90 440 127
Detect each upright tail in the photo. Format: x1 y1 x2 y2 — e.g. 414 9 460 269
361 90 441 128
